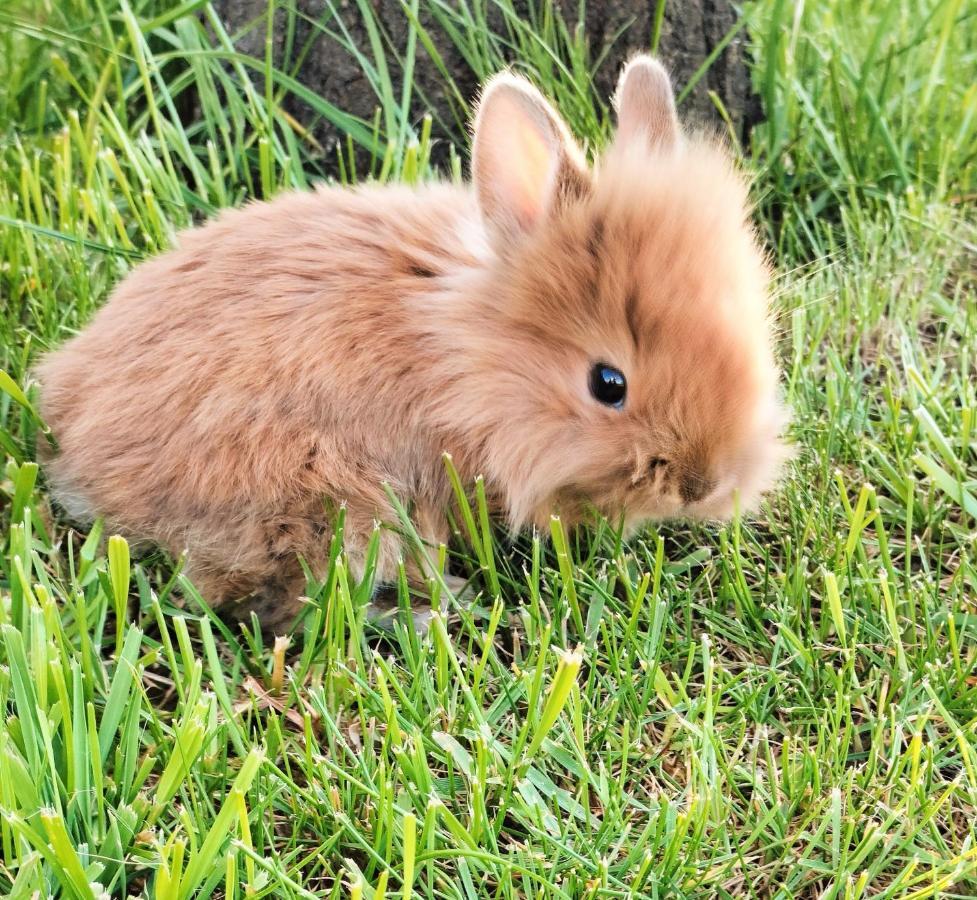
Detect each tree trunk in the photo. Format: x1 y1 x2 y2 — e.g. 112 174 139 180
213 0 759 169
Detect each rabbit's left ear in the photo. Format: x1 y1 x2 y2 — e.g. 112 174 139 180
614 55 680 151
472 73 588 241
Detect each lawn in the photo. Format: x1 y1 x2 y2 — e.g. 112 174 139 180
1 0 976 897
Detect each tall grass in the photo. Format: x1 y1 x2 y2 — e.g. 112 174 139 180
745 0 977 257
0 0 976 897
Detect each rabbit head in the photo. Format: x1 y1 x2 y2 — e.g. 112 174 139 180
441 56 788 531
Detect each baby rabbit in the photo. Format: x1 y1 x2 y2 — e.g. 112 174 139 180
37 57 788 630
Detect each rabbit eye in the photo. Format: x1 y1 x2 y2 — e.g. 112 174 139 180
589 363 627 408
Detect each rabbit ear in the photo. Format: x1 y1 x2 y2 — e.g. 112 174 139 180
472 73 588 240
614 56 679 151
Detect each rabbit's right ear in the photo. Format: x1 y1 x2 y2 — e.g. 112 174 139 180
614 56 680 151
472 73 588 241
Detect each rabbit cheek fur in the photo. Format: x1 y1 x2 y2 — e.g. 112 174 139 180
36 56 788 628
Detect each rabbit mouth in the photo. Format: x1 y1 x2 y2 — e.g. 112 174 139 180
684 439 793 521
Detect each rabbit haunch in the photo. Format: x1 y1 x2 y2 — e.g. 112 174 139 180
37 57 787 627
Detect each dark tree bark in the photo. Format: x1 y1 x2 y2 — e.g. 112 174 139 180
213 0 759 168
558 0 761 136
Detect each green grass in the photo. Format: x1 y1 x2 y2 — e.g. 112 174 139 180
1 0 976 896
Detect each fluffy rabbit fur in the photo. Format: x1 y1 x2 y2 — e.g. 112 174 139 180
37 57 788 629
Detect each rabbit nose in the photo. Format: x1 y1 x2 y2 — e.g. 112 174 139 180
679 471 716 505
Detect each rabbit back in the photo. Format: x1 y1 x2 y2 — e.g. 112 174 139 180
37 182 482 612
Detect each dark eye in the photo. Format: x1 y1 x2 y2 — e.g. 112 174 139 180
589 362 627 408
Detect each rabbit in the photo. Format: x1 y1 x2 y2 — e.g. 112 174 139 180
36 56 788 632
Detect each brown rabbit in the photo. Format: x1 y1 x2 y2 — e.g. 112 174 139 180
37 57 788 630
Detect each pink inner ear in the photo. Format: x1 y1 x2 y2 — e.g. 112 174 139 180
477 89 560 233
507 121 556 228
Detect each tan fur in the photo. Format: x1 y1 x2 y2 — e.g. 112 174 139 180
36 57 787 627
